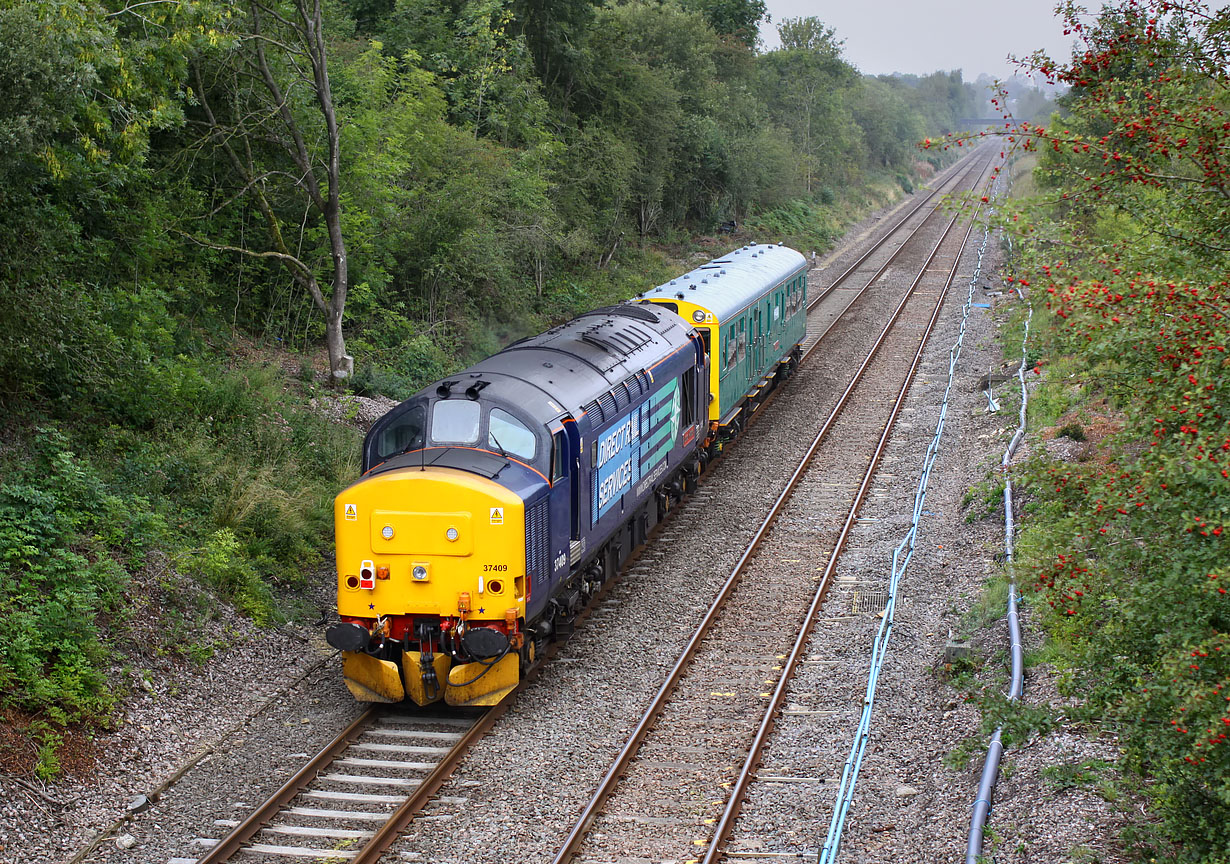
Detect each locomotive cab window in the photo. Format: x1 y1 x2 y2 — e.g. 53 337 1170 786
375 404 425 460
431 400 481 445
488 407 536 460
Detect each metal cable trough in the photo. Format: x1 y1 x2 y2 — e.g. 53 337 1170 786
965 280 1033 863
816 176 1002 864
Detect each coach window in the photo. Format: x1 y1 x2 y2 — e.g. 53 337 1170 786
738 320 746 362
375 404 425 460
488 407 536 460
431 400 481 445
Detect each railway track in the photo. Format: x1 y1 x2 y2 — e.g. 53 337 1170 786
161 148 995 864
801 154 989 357
551 151 999 864
182 710 485 863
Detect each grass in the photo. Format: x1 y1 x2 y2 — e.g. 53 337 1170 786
962 573 1012 637
1056 422 1087 441
962 471 1006 523
1007 153 1040 199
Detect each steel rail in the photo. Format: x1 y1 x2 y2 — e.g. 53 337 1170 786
199 550 628 864
195 706 377 864
799 155 993 364
551 152 995 864
348 559 629 863
350 707 504 864
700 152 988 462
699 171 994 864
818 176 1000 864
806 154 989 314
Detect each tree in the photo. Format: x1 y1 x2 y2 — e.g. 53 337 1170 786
678 0 766 48
0 0 217 402
761 18 858 193
853 77 924 170
777 15 839 53
184 0 354 382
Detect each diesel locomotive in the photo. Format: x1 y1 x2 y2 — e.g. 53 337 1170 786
327 243 808 706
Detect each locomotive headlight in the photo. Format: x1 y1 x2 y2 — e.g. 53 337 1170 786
412 565 428 581
692 310 706 322
446 527 459 542
381 525 394 540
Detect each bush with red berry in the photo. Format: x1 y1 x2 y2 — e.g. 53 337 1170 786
948 0 1230 856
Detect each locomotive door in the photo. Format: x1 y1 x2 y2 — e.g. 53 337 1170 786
548 418 580 588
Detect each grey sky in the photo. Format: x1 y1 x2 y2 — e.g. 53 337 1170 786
759 0 1079 80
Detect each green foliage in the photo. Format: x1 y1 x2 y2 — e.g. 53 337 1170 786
1056 423 1086 442
34 727 64 781
0 428 139 722
962 472 1005 523
942 736 983 771
180 529 273 625
678 0 765 47
0 351 360 723
963 574 1011 636
746 199 839 252
1042 758 1115 793
990 2 1230 854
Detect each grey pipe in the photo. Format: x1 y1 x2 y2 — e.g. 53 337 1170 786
966 288 1030 864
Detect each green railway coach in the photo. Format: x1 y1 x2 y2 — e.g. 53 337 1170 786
639 243 808 450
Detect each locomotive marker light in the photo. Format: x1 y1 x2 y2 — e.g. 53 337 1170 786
412 564 429 581
693 310 706 322
446 526 459 541
381 524 394 540
359 560 375 590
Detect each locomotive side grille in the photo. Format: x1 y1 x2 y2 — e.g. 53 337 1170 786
623 374 642 397
598 391 617 418
525 497 550 587
583 399 603 423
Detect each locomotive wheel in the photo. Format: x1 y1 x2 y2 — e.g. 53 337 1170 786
520 637 537 676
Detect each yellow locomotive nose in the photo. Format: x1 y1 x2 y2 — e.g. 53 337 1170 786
332 465 528 704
